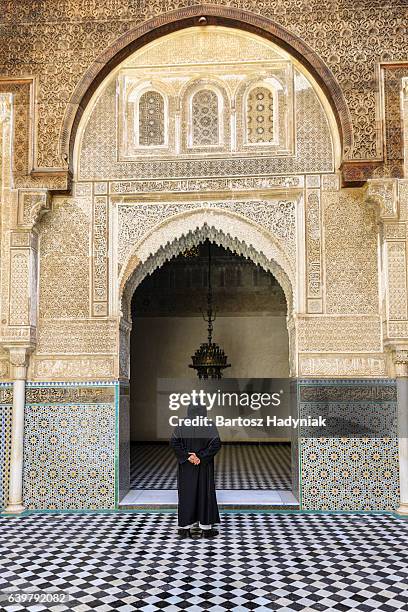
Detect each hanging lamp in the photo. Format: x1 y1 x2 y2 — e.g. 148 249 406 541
189 241 231 379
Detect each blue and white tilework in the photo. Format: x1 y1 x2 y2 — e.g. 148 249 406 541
23 382 118 510
0 383 13 510
298 379 399 511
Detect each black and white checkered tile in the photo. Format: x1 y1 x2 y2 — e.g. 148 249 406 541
215 443 291 489
0 511 407 611
130 442 292 490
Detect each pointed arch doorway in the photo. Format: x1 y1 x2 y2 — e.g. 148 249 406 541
118 219 299 509
68 19 343 512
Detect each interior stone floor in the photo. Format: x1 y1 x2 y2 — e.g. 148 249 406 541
130 442 292 490
0 511 407 612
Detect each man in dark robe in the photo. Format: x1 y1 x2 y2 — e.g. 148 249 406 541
170 403 221 538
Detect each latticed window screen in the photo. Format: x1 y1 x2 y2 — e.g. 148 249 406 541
191 89 219 146
246 87 275 143
138 91 165 146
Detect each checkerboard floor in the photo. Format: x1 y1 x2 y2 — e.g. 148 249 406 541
130 442 292 490
1 511 407 612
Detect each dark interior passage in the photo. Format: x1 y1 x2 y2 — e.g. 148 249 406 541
129 242 293 492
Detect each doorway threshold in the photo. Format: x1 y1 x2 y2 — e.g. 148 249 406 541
119 489 299 510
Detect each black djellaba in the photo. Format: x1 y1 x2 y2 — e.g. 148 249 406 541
170 403 221 538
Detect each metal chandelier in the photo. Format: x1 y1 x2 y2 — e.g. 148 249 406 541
189 241 231 379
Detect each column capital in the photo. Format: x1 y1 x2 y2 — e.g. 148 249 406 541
119 317 132 333
17 189 51 229
365 178 399 222
0 93 12 124
403 76 408 98
392 348 408 378
3 345 34 380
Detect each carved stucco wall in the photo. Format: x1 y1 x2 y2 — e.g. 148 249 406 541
1 0 408 173
0 26 385 382
77 27 335 180
323 190 379 315
297 187 386 377
30 189 385 381
0 21 404 512
0 94 13 379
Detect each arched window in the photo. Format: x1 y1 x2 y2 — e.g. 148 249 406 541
138 90 165 147
191 89 219 147
246 86 276 144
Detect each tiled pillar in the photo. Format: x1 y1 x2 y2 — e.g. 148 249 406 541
394 349 408 515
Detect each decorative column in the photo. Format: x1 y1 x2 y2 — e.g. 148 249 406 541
1 205 44 514
4 347 30 513
119 317 132 381
365 179 408 336
366 179 408 514
393 349 408 515
0 96 49 513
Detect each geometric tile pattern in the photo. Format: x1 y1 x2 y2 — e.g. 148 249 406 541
0 404 13 511
0 512 407 612
130 442 292 490
16 378 400 511
23 403 116 510
299 379 400 511
301 437 400 512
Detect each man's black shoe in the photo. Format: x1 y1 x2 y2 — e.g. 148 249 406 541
201 529 219 538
